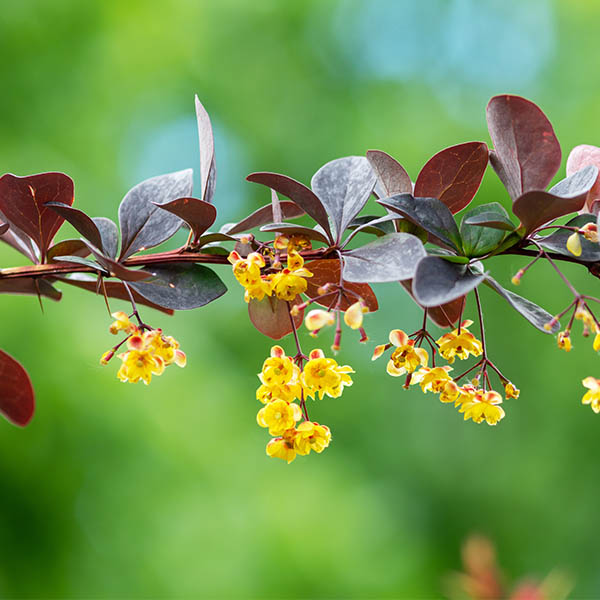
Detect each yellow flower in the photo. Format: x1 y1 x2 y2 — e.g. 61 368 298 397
385 329 428 376
575 306 599 334
566 232 582 256
439 380 460 403
144 329 186 367
259 345 299 387
504 382 520 400
257 399 303 435
228 250 273 302
436 320 483 363
411 366 453 394
256 382 302 404
274 234 312 253
271 251 313 301
582 377 600 413
109 311 137 335
304 309 335 332
454 384 477 408
460 390 505 425
580 222 599 243
302 349 354 399
117 334 165 385
294 421 331 455
594 334 600 352
266 430 298 463
344 301 368 330
557 331 572 352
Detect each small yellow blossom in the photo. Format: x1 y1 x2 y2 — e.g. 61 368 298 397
439 380 460 403
109 311 137 335
454 384 477 408
436 320 483 363
411 366 453 394
305 309 335 332
582 377 600 413
504 382 520 399
344 301 368 330
256 381 301 404
385 329 428 377
294 421 331 455
575 306 599 334
274 234 312 253
117 334 165 385
266 430 298 463
257 399 303 435
460 390 505 425
566 232 582 256
260 345 299 387
557 330 572 352
302 349 354 399
271 251 313 301
144 329 186 367
594 334 600 352
228 250 273 302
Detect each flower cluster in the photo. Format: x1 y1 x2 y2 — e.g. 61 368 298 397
374 322 518 426
256 345 353 463
228 250 313 303
100 312 186 385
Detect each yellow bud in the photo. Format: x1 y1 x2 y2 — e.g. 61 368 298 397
566 232 582 257
304 309 335 331
344 301 366 330
372 345 386 361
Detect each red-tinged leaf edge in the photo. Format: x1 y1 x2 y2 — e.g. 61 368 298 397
305 260 378 312
414 142 489 214
248 296 304 340
0 349 35 426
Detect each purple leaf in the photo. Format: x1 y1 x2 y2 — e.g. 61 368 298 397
0 349 35 427
155 197 217 243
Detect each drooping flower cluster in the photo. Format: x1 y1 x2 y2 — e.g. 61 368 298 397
228 250 313 303
100 312 186 385
256 345 353 463
373 322 517 426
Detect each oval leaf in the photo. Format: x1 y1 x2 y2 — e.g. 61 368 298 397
399 280 464 328
0 172 74 261
311 156 376 242
414 141 488 213
225 201 304 235
487 95 561 200
0 277 62 301
484 277 558 333
0 350 34 426
460 203 509 257
538 214 600 262
47 239 90 263
46 202 103 249
130 263 226 310
412 257 484 307
366 150 412 199
93 217 119 259
567 145 600 213
246 172 332 240
248 296 303 340
118 169 193 259
343 233 426 283
305 260 378 312
155 197 217 242
378 193 462 252
81 240 151 282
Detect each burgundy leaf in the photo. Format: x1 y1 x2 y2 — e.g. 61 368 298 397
195 95 216 204
248 296 303 340
45 202 103 249
414 142 489 213
486 95 561 200
0 277 62 300
567 145 600 214
0 172 74 261
0 222 8 235
225 201 304 235
400 280 464 328
366 150 412 198
59 277 174 315
82 240 152 282
155 197 217 242
0 349 35 426
47 239 91 263
0 221 37 262
305 260 378 312
246 172 332 240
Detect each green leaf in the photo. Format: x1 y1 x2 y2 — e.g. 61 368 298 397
460 203 509 257
130 263 227 310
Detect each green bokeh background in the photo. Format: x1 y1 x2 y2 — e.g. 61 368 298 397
1 1 599 597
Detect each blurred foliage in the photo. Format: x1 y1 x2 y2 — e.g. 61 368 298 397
1 0 600 597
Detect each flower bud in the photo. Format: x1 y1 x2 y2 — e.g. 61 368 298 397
511 269 525 286
304 309 335 331
566 232 582 257
344 301 367 330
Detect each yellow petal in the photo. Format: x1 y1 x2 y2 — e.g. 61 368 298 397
566 232 582 257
